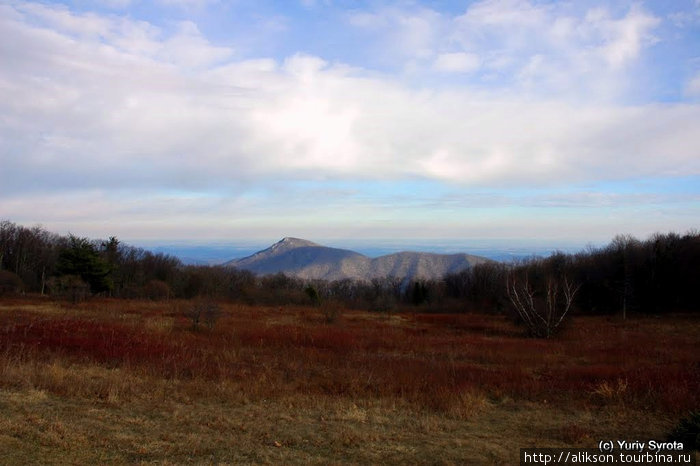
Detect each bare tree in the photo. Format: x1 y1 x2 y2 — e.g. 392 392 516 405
507 272 580 338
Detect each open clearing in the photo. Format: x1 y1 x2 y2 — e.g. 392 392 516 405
0 298 697 464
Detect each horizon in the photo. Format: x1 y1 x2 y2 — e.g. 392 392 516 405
1 0 699 241
133 235 608 265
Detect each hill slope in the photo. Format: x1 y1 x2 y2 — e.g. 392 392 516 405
224 237 489 282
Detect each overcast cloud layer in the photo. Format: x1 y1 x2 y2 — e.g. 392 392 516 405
1 0 699 244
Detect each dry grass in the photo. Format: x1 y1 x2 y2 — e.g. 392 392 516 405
0 298 698 464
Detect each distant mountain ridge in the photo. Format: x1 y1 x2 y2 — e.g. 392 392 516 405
224 237 490 282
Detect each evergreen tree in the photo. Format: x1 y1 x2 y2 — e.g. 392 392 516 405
56 235 112 294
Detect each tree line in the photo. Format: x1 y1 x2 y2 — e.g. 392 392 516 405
1 220 697 317
443 231 700 316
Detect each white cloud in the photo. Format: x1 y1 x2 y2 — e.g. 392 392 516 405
13 1 114 38
669 0 700 26
0 1 698 240
1 0 698 195
156 21 232 68
156 0 219 9
348 6 443 62
456 0 549 29
433 52 480 73
686 72 700 97
347 1 661 100
584 5 660 68
96 0 133 8
6 1 232 67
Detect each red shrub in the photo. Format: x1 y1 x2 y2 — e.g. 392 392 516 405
1 302 697 414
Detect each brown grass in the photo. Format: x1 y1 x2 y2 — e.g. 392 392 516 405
0 298 698 464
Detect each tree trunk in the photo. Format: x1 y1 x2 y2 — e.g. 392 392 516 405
40 266 46 295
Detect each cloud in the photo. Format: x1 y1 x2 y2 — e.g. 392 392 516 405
346 1 661 100
2 181 696 242
0 0 698 241
347 5 443 63
12 1 115 38
456 0 549 29
452 1 660 95
5 1 231 66
686 72 700 97
156 0 220 9
1 0 698 196
93 0 134 9
300 0 330 8
584 5 660 68
433 52 480 73
156 21 232 67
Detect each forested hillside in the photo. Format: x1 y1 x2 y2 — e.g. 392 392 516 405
1 220 697 316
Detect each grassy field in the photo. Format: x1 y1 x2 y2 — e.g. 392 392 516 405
0 297 697 464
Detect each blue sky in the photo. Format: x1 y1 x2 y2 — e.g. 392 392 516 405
1 0 698 250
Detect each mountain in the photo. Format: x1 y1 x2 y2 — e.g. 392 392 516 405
224 237 490 282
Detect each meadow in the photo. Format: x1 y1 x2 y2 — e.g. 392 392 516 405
0 297 697 464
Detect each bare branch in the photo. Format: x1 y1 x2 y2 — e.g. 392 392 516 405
506 272 579 338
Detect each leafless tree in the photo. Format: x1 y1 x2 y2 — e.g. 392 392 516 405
507 272 580 338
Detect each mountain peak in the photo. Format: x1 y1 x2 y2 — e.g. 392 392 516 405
272 237 319 250
226 238 491 282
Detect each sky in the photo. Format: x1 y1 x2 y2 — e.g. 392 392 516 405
1 0 699 252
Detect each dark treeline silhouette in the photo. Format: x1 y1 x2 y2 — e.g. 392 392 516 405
441 231 700 316
1 220 698 315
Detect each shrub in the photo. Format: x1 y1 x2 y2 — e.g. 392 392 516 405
590 379 628 403
667 410 700 451
186 300 221 331
373 294 397 318
48 274 90 304
506 272 579 338
143 279 171 301
304 285 321 306
0 270 24 296
320 302 341 324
